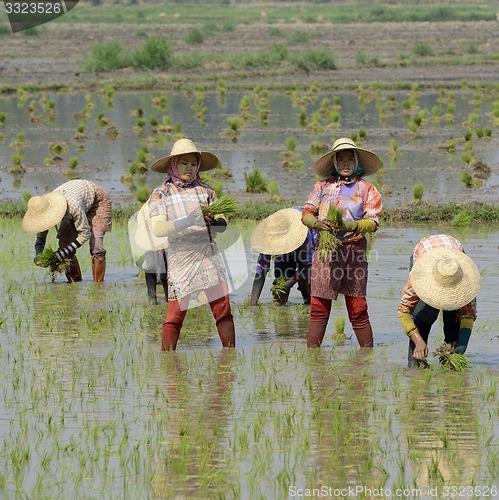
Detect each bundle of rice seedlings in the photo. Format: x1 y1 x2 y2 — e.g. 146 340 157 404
318 205 343 263
433 343 469 371
202 196 238 216
271 277 287 301
37 246 72 280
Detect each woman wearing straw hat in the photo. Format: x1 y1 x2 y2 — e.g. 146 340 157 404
398 234 480 368
23 179 112 282
148 138 235 351
250 207 316 306
301 138 382 348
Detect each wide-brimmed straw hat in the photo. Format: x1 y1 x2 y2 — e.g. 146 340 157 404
151 138 219 173
411 247 480 310
134 204 169 252
22 192 68 233
312 138 381 177
251 208 308 255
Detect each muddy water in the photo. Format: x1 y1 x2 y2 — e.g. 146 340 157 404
0 89 498 206
0 219 498 497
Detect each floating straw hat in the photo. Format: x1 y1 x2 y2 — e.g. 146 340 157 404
151 138 219 173
251 208 308 256
312 137 381 177
411 247 480 310
22 192 67 233
134 204 169 252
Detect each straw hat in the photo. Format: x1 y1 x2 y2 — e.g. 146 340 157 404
151 138 219 173
411 247 480 311
251 208 308 255
312 138 381 177
134 204 169 252
22 192 68 233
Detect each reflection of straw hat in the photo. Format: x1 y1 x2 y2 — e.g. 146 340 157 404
411 247 480 310
22 192 67 233
312 137 381 177
134 204 169 252
151 138 219 173
251 208 308 255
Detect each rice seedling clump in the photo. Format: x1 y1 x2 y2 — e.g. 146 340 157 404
318 205 343 263
202 196 238 216
434 343 470 371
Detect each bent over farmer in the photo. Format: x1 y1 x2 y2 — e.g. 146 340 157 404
398 234 480 368
23 179 112 282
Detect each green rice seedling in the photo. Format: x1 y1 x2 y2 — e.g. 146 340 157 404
37 246 72 281
68 157 78 170
358 127 367 139
186 28 204 45
135 185 150 203
48 142 67 160
349 131 358 142
330 316 348 340
451 209 472 228
462 171 478 188
270 278 287 301
267 180 281 202
464 130 472 141
202 196 238 216
309 141 328 158
318 205 343 263
286 137 296 153
244 168 268 193
411 183 424 205
22 191 31 203
9 132 25 149
434 343 470 371
0 112 6 128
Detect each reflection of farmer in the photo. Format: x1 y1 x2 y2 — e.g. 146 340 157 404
302 138 382 348
23 179 112 282
398 234 480 368
250 207 315 306
148 139 235 351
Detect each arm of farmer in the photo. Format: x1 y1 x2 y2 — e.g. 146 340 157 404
205 212 228 233
451 299 477 354
302 204 333 232
34 231 48 266
50 201 88 263
398 277 428 359
250 254 270 306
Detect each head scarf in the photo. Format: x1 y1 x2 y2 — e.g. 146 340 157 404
166 154 201 187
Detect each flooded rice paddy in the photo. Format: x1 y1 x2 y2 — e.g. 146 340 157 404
0 217 498 498
0 86 498 206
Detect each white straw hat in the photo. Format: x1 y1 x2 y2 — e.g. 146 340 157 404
251 208 308 255
411 247 480 310
22 192 68 233
134 204 169 252
312 137 381 177
151 138 219 173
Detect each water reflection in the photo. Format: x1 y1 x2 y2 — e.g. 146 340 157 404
400 372 482 488
153 350 238 497
305 350 382 491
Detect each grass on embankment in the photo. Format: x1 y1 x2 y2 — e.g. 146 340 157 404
4 201 499 224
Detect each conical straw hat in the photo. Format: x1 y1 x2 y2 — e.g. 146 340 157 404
22 192 67 233
411 247 480 310
312 137 381 177
151 138 219 173
251 208 308 255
